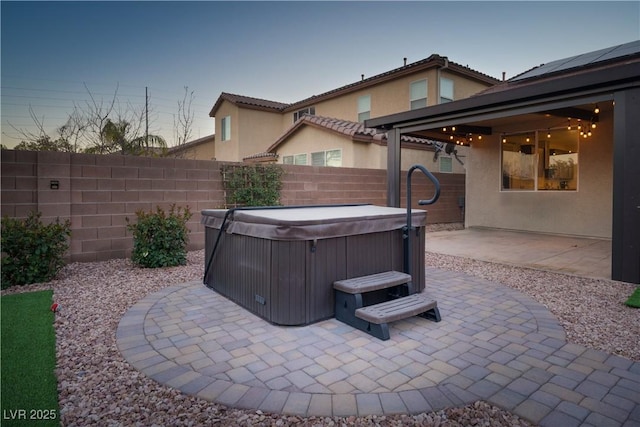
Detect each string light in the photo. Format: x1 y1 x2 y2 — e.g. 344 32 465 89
594 104 600 114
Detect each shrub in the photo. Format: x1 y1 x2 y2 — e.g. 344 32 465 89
221 164 284 207
1 212 71 288
126 205 192 268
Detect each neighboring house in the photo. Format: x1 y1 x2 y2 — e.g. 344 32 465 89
366 40 640 284
207 54 500 169
166 134 216 160
266 115 466 173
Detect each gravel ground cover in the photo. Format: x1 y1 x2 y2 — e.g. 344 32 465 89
2 240 638 426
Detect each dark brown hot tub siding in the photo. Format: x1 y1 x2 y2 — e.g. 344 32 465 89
204 226 425 326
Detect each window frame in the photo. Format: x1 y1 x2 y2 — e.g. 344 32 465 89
500 128 579 192
439 156 453 173
293 107 315 123
357 95 371 122
311 149 342 167
410 79 427 110
293 153 308 165
221 115 231 141
440 78 454 103
281 154 308 165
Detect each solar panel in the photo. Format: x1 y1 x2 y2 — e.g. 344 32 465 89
511 40 640 81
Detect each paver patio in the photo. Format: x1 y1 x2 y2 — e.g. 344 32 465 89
117 266 640 425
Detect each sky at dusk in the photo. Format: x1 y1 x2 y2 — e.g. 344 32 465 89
2 1 639 148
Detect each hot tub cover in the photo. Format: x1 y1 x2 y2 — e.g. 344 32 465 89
201 205 427 241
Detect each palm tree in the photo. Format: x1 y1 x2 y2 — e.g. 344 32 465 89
129 134 167 156
85 119 167 156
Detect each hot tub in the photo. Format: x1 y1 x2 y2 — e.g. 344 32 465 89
201 205 427 326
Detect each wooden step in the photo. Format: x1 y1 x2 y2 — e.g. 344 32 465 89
355 293 438 324
333 271 411 294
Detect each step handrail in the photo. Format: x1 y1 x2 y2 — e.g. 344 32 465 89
404 164 441 282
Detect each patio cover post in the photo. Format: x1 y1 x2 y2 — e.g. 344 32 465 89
612 87 640 284
387 127 401 207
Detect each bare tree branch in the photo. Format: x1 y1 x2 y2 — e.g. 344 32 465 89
6 105 50 143
172 86 195 157
82 82 120 153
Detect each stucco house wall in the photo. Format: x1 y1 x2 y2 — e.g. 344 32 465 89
273 123 467 173
283 69 494 126
167 135 216 160
238 108 284 160
208 55 499 165
214 102 240 162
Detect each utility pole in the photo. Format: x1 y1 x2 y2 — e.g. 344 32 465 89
145 87 149 148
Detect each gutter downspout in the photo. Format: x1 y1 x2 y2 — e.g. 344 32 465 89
436 56 450 105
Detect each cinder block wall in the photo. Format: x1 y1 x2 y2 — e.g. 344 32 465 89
280 164 465 224
1 150 224 262
1 150 464 262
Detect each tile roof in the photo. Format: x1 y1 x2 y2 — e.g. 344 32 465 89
267 115 439 152
242 152 279 162
210 54 501 117
166 134 215 154
209 92 290 116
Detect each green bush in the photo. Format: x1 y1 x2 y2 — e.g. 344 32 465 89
126 205 192 268
222 164 284 207
1 212 71 288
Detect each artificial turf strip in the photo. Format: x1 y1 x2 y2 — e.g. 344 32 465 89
1 290 59 426
625 287 640 308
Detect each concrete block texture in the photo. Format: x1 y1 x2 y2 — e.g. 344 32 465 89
1 151 464 262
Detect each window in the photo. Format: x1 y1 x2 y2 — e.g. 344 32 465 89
311 149 342 167
294 153 307 165
538 130 579 191
221 116 231 141
357 95 371 122
293 107 315 122
501 129 578 191
410 79 427 110
282 154 307 165
439 156 453 173
440 78 454 103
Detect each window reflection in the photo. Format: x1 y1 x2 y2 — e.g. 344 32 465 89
501 133 536 190
537 129 578 191
501 129 578 191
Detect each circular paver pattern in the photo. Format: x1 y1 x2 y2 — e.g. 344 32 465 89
117 267 639 424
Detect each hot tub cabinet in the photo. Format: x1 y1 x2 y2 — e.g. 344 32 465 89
201 205 427 326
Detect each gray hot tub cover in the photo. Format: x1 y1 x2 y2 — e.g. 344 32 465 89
201 205 427 241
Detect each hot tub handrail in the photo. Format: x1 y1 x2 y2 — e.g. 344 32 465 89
404 165 440 281
203 203 371 283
